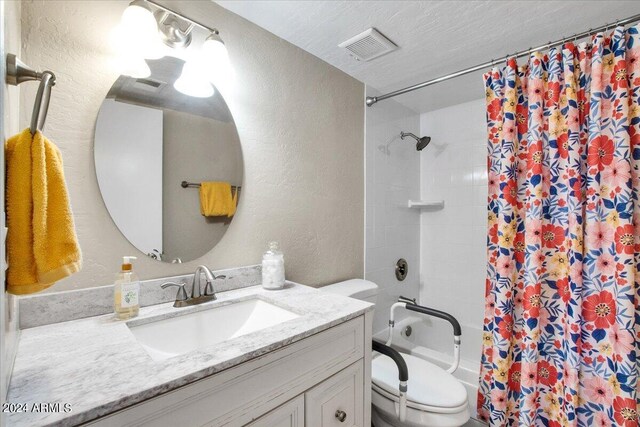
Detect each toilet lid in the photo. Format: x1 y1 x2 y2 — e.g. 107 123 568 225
372 352 468 409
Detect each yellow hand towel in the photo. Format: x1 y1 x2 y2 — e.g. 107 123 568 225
5 129 82 294
199 182 237 217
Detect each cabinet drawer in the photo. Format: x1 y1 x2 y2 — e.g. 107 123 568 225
246 395 304 427
305 362 364 427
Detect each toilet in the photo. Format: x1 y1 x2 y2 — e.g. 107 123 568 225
321 279 470 427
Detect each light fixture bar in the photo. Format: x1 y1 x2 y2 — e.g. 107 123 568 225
145 0 219 35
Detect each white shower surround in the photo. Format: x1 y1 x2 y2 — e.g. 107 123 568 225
418 98 488 380
364 91 420 335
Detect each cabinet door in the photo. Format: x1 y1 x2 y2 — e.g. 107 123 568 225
246 396 304 427
305 362 364 427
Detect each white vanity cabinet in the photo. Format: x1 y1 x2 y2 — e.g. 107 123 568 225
84 313 372 427
247 396 305 427
305 362 364 427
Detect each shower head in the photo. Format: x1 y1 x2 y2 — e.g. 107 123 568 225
400 131 431 151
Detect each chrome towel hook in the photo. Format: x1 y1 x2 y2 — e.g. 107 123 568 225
5 53 56 135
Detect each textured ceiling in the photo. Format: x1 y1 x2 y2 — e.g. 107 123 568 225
216 1 640 113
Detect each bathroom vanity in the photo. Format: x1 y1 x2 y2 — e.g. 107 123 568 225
7 276 373 427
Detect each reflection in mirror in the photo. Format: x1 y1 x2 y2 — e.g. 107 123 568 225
94 56 243 263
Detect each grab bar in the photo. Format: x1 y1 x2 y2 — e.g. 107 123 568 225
387 298 462 373
372 340 408 423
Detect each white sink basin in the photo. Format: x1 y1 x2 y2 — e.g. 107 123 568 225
128 298 300 361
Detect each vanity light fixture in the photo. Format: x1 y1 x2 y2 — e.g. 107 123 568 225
122 0 157 40
114 0 231 98
202 30 233 87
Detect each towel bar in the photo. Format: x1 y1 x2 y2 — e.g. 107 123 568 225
181 181 241 191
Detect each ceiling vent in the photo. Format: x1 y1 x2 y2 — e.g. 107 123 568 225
339 28 398 62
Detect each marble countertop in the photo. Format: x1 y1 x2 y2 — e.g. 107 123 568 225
7 283 373 426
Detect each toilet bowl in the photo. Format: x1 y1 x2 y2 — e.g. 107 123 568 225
321 279 470 427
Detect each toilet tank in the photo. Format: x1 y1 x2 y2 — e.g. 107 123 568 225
321 279 378 305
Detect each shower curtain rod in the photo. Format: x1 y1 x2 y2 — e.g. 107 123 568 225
366 12 640 107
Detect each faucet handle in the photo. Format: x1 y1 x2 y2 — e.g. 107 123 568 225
161 281 188 306
203 275 225 298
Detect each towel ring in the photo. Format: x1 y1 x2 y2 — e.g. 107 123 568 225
5 53 56 135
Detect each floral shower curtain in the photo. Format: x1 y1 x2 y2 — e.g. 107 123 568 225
478 24 640 427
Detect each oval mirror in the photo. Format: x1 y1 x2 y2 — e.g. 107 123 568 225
94 56 243 263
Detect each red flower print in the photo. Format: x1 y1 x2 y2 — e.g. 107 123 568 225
541 224 564 248
523 286 541 317
587 135 614 171
611 61 628 90
508 362 521 393
536 360 558 387
489 223 499 244
502 180 518 205
614 224 635 255
613 396 638 427
513 232 525 263
545 81 561 104
487 98 502 121
498 315 514 340
556 278 571 303
516 104 528 134
556 133 569 159
527 140 543 174
583 291 616 329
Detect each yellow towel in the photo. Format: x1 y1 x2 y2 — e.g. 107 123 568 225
199 182 237 217
5 129 82 295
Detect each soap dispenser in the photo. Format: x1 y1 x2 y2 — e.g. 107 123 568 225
262 241 285 289
114 256 140 320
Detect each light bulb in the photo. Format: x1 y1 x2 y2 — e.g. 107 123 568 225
202 33 229 65
118 1 164 60
202 32 232 85
174 61 214 98
121 1 157 40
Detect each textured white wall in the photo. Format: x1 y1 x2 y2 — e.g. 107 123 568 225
19 0 364 291
419 98 487 363
365 93 420 334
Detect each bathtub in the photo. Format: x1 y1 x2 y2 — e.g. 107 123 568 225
373 314 484 423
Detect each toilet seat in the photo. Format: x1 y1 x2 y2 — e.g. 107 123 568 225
372 352 468 413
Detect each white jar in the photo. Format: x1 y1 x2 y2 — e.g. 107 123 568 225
262 241 285 289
